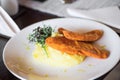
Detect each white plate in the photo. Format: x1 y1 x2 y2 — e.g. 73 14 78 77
3 18 120 80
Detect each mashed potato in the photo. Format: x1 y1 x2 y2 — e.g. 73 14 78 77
33 44 86 67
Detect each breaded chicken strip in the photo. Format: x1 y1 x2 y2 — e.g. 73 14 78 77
45 36 109 59
58 28 103 41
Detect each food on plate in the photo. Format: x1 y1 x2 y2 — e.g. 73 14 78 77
33 43 85 67
28 26 86 67
58 28 103 41
28 26 53 56
46 36 109 59
28 25 109 67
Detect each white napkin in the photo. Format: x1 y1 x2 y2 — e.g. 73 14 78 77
0 6 20 37
67 6 120 29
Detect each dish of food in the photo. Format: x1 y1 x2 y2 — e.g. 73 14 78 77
3 18 120 80
30 26 109 67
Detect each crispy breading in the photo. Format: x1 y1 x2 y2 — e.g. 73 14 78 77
45 36 109 59
58 28 103 41
46 36 79 55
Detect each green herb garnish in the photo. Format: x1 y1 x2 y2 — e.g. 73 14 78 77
28 25 53 56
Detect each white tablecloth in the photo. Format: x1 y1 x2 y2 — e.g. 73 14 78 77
19 0 120 17
0 7 20 37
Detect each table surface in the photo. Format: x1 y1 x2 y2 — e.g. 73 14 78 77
0 5 120 80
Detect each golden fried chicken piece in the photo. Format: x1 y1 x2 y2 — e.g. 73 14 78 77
45 36 109 59
58 28 103 41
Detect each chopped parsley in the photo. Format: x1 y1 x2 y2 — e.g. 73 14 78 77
28 25 53 56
